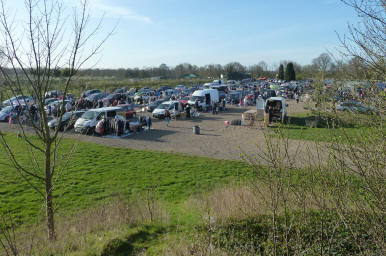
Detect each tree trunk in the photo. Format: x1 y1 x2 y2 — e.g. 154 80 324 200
45 143 55 241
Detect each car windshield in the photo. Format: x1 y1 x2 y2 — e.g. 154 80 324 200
81 111 98 120
151 101 162 106
157 103 169 110
62 112 77 121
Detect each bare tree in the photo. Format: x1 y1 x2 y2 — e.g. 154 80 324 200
0 0 111 241
338 0 386 77
312 53 333 79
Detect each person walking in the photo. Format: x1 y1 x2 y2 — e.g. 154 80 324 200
295 93 300 104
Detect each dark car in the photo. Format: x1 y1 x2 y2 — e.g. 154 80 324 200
45 90 62 99
85 93 106 103
146 99 167 112
114 88 127 94
104 93 126 104
82 89 101 98
157 86 172 92
48 111 85 131
227 91 243 104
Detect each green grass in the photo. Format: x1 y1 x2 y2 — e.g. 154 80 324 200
271 112 380 142
0 134 250 225
0 130 380 255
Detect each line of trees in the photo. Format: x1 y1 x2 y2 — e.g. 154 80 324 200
72 55 378 81
0 55 375 82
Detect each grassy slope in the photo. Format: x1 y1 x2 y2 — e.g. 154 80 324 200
0 134 250 225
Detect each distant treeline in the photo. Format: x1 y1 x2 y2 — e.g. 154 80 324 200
0 54 376 81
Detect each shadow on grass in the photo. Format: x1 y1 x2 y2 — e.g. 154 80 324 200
287 115 358 129
101 225 166 256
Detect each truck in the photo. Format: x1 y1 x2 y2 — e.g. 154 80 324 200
188 89 219 111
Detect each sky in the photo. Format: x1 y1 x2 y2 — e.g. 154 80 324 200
7 0 360 69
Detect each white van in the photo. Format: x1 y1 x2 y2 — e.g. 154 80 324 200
74 107 123 134
188 89 219 110
152 100 183 119
259 97 288 123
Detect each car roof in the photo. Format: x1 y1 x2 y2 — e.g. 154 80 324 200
267 97 286 101
87 107 123 112
162 100 179 104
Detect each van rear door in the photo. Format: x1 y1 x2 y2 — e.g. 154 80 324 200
256 98 265 120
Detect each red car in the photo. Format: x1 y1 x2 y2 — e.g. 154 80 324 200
179 96 190 106
117 104 136 118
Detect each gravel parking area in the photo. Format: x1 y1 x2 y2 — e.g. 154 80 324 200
0 100 318 162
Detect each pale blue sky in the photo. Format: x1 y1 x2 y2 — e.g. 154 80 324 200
8 0 360 69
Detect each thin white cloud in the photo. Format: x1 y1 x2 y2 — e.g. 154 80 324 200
87 0 152 24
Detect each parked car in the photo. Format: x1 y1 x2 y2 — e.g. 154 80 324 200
82 89 101 98
146 99 167 112
114 88 127 94
3 95 33 106
157 86 172 92
48 110 85 131
117 104 136 118
0 106 14 121
85 92 107 103
337 101 376 114
227 91 243 104
44 100 70 114
152 101 183 119
74 107 122 134
179 96 190 106
44 98 57 106
45 90 62 99
0 105 27 122
175 85 186 91
104 93 126 105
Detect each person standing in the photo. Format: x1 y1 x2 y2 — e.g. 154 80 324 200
295 93 300 104
95 118 105 136
222 98 226 112
146 115 152 131
165 109 170 127
185 104 191 118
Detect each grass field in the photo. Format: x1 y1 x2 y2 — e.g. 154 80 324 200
0 130 381 255
0 133 250 225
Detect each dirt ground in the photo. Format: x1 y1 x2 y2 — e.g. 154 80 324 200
0 100 320 163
